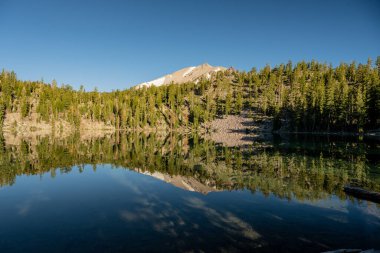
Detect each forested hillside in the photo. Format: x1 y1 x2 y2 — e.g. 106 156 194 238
0 57 379 133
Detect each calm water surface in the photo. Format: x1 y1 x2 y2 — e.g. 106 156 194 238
0 133 379 252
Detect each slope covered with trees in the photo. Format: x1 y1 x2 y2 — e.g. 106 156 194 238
0 57 379 133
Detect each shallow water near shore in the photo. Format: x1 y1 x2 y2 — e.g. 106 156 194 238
0 133 379 252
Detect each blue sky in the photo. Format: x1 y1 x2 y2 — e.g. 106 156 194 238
0 0 379 91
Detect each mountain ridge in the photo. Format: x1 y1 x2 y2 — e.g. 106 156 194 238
136 63 226 88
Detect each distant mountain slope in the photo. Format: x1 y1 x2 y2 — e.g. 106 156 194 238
140 170 218 194
136 63 226 88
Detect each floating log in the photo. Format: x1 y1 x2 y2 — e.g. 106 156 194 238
344 186 380 203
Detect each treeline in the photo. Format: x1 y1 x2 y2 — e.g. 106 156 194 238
0 70 217 129
253 58 380 132
0 57 379 132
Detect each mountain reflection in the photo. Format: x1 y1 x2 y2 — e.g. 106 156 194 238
0 132 379 202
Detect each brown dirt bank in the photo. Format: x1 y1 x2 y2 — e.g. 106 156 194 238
203 112 272 147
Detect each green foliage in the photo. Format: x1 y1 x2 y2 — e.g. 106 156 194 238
0 57 379 133
20 99 29 118
0 102 5 128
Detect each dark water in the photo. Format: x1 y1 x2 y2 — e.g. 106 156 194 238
0 133 379 252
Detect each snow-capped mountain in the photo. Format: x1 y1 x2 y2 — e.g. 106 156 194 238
136 63 226 88
138 170 219 194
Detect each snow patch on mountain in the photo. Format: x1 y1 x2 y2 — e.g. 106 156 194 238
136 63 226 88
144 76 165 87
182 66 196 77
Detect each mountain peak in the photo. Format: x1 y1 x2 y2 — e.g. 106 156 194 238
136 63 226 88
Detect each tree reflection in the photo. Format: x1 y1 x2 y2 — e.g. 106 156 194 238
0 132 379 202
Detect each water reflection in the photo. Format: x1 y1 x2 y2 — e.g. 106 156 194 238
0 132 379 201
0 132 379 252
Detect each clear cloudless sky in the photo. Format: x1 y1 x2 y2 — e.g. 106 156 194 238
0 0 379 91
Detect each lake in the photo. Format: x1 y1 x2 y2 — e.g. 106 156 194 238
0 133 379 252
